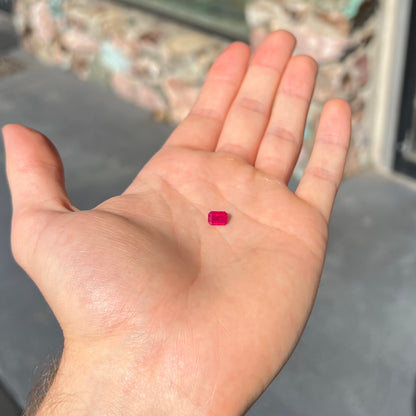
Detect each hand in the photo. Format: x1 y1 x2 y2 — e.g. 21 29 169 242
4 31 351 416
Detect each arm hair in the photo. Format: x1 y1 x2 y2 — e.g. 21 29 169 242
24 350 62 416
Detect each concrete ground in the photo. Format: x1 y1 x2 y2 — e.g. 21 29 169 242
1 12 416 416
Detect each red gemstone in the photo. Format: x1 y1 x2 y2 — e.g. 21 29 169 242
208 211 228 226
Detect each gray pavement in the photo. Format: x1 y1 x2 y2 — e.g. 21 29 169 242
1 14 416 416
0 381 19 416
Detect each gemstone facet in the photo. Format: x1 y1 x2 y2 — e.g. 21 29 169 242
208 211 228 226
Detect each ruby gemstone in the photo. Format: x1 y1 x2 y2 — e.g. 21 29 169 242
208 211 228 226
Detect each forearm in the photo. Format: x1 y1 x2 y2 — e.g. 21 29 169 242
34 345 151 416
24 351 62 416
32 342 221 416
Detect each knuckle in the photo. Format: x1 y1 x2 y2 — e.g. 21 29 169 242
235 96 268 115
306 166 339 188
318 133 350 150
265 126 298 145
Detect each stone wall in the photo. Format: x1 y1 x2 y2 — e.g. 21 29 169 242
13 0 380 174
247 0 379 175
13 0 230 122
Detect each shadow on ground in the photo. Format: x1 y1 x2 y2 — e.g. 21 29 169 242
0 12 18 53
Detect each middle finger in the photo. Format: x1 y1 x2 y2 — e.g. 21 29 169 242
215 31 296 163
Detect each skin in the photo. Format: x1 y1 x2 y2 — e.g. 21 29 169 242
3 31 351 415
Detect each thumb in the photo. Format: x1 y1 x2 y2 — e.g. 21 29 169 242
3 124 72 215
3 124 74 269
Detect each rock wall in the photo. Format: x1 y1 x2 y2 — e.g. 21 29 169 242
13 0 380 174
13 0 230 122
247 0 379 175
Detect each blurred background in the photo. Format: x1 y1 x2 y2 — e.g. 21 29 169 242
1 0 416 415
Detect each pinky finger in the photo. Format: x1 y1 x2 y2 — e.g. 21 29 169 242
296 99 351 222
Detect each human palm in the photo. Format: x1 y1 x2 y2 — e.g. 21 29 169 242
4 31 351 415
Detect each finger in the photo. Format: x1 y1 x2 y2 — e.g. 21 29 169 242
255 55 318 183
295 99 351 222
215 30 296 163
3 124 73 215
164 42 251 151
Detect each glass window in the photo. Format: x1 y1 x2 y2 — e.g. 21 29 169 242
121 0 249 40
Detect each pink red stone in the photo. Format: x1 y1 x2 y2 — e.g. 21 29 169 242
208 211 228 226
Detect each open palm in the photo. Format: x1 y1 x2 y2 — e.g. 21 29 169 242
4 31 350 415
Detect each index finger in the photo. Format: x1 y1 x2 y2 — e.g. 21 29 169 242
164 42 251 151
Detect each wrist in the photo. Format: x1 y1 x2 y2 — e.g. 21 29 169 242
35 340 222 416
36 342 137 416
